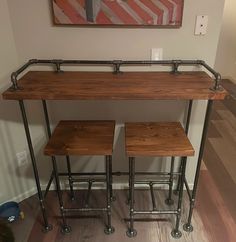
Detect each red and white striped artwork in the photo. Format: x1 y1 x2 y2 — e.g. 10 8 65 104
52 0 184 27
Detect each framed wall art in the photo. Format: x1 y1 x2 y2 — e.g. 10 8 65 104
52 0 184 28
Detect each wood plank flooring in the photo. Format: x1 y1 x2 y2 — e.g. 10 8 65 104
10 176 236 242
11 190 210 242
196 171 236 242
8 79 236 242
202 79 236 230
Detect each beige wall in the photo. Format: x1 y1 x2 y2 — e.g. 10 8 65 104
0 0 225 202
0 0 36 203
215 0 236 81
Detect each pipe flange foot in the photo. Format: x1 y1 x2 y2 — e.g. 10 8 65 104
104 226 115 235
183 223 193 232
171 229 182 239
61 225 72 234
126 229 137 238
42 224 53 233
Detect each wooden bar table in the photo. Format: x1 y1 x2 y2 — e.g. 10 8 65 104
2 59 228 233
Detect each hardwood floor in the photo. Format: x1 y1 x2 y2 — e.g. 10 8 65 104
8 79 236 242
10 178 236 242
201 79 236 239
196 171 236 242
11 190 210 242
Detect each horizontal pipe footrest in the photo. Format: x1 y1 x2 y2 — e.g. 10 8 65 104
134 180 171 185
133 210 178 215
71 178 106 183
58 171 181 177
64 208 107 213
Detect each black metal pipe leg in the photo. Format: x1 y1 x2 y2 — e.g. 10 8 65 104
52 156 71 234
126 157 137 237
108 156 115 202
165 156 175 205
175 100 193 195
104 156 115 234
171 157 187 239
42 100 57 197
85 180 93 208
44 170 54 199
174 161 183 195
126 162 132 205
183 201 194 232
66 156 75 200
19 100 52 232
149 183 157 210
183 100 213 232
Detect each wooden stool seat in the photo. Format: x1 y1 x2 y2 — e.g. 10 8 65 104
44 120 115 156
125 122 194 157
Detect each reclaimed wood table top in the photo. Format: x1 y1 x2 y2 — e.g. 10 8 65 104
2 71 228 100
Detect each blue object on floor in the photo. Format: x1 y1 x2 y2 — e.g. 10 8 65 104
0 201 20 222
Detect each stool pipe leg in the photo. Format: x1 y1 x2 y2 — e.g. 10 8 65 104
127 163 131 205
126 157 137 237
149 183 157 210
104 156 115 234
184 100 213 232
42 101 74 200
42 100 57 196
44 170 54 199
66 155 75 200
85 180 93 208
52 156 71 234
184 100 193 136
19 100 52 232
108 155 115 201
175 100 193 194
171 157 187 239
42 100 52 137
165 156 175 205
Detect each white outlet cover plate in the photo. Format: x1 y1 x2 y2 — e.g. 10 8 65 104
16 151 28 166
151 48 163 61
195 15 208 35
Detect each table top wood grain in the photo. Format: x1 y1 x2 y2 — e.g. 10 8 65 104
2 71 228 100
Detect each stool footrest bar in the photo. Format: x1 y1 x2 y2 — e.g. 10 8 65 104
134 181 171 185
133 210 178 215
64 208 107 213
71 178 106 183
58 171 181 177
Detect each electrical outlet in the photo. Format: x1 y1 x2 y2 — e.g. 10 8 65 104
16 151 28 167
151 48 163 61
195 15 208 35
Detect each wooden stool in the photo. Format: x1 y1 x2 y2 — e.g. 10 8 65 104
44 120 115 234
125 122 194 238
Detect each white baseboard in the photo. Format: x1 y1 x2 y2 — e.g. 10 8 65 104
5 187 38 204
222 76 236 83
